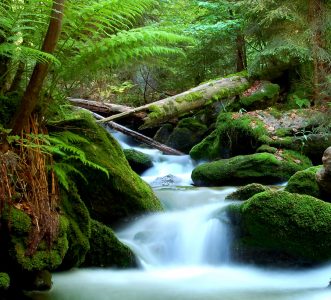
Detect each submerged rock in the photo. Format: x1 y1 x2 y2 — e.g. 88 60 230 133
150 174 182 187
123 149 153 175
83 220 136 268
225 183 271 201
192 151 312 186
229 190 331 266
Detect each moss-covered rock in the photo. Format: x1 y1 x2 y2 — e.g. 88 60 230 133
7 208 69 272
285 166 322 198
83 220 136 268
190 112 268 160
49 112 162 225
256 145 277 154
0 273 10 290
225 183 271 201
231 191 331 266
123 149 153 175
167 117 208 153
235 81 280 111
59 188 91 269
153 124 174 144
192 151 312 186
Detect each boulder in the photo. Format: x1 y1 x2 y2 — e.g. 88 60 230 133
192 151 312 186
316 147 331 200
225 183 271 201
228 191 331 266
150 174 182 187
49 113 163 226
123 149 153 175
285 166 322 198
83 220 136 268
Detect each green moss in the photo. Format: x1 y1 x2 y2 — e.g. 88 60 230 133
0 273 10 290
256 145 277 154
240 190 331 263
9 212 69 272
240 82 280 109
190 112 269 160
275 128 292 137
83 220 136 268
191 151 312 186
176 91 203 103
60 188 91 269
225 183 271 201
49 112 162 225
123 149 153 175
285 166 322 198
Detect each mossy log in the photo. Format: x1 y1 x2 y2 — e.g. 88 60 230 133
98 75 250 129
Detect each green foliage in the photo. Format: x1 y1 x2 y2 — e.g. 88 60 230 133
0 273 10 290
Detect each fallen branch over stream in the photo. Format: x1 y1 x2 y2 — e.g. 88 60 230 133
92 112 184 156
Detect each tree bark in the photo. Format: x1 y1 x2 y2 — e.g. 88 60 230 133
236 33 247 72
11 0 65 134
92 112 184 155
97 75 249 129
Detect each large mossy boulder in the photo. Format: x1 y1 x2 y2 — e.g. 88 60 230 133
285 166 322 198
190 112 268 160
83 220 136 268
49 113 162 225
192 151 312 186
123 149 153 175
229 191 331 266
225 183 271 201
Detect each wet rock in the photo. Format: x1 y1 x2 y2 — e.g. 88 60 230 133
30 270 52 291
151 174 182 187
316 147 331 200
123 149 153 175
192 151 312 186
225 183 270 201
228 190 331 267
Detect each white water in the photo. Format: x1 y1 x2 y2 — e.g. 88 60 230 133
30 130 331 300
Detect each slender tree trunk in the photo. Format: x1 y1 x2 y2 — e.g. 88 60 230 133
11 0 65 134
8 61 25 93
236 33 247 72
308 0 329 104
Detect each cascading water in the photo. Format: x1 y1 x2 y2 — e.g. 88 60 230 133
29 130 331 300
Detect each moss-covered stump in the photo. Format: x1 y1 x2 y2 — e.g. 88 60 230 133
285 166 322 198
49 113 162 225
190 112 268 160
123 149 153 175
230 191 331 266
192 151 312 186
83 220 136 268
225 183 271 201
59 188 91 269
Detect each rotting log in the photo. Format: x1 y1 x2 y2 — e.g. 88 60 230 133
97 75 250 129
68 98 146 119
92 112 184 156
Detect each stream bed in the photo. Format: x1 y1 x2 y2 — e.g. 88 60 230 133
29 130 331 300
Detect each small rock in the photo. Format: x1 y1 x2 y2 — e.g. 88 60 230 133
150 174 182 187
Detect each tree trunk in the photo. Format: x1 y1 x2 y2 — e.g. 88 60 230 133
236 33 247 72
92 112 184 155
11 0 65 134
98 75 249 129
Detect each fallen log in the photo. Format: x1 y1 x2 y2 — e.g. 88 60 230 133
92 112 184 156
68 98 131 113
97 75 250 129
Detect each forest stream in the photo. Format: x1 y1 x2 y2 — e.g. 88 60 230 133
29 131 331 300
